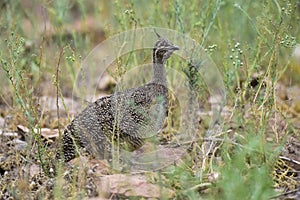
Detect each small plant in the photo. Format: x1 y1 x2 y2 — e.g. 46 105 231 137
1 32 52 173
164 162 202 199
0 0 299 199
214 133 278 200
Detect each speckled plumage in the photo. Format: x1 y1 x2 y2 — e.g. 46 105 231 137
59 34 179 162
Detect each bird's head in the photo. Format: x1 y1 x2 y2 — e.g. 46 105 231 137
153 32 179 63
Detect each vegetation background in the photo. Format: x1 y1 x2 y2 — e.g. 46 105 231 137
0 0 299 199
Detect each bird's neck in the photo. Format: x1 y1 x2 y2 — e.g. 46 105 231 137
152 51 167 86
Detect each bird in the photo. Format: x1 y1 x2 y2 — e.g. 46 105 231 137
57 33 179 162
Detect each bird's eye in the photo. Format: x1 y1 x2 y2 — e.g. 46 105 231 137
159 49 166 54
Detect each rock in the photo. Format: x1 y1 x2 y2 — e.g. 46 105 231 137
287 85 300 112
0 116 4 128
7 139 28 151
97 74 116 91
125 143 186 171
17 125 59 139
0 132 18 137
95 174 175 198
38 96 81 117
39 128 59 139
275 82 287 100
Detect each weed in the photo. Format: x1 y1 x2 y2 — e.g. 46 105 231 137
0 0 299 199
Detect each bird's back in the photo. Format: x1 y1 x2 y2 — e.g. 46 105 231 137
60 82 168 161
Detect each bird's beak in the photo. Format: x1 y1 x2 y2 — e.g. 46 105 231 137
170 45 180 51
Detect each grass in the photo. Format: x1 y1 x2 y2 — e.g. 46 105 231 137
0 0 299 199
